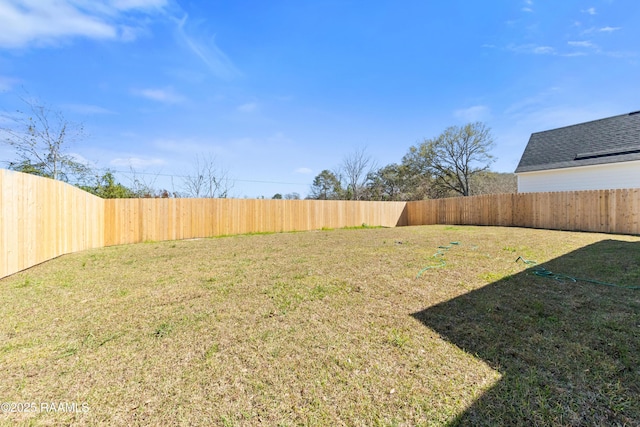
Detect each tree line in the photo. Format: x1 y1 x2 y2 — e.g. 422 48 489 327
0 95 233 199
2 95 515 200
308 122 515 201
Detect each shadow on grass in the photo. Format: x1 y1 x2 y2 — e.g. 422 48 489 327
412 239 640 426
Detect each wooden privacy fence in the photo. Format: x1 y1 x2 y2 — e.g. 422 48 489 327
104 198 408 246
1 169 639 279
1 169 104 279
0 170 407 278
406 189 640 234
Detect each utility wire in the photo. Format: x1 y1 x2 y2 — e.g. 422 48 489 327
107 169 308 186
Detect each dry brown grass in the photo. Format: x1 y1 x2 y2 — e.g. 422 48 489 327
1 225 639 426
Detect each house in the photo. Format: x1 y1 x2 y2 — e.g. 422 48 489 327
515 111 640 193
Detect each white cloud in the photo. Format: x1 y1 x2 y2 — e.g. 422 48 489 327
561 52 588 57
119 25 146 42
522 7 533 13
582 7 597 15
454 105 491 122
583 26 622 34
599 26 621 33
132 87 186 104
0 0 167 49
294 167 313 175
504 87 561 116
504 88 619 132
533 46 554 54
508 44 556 55
68 152 95 167
174 14 241 80
497 101 622 172
568 40 596 48
0 75 20 91
512 105 620 133
111 0 167 11
600 50 636 59
110 156 166 168
511 38 631 59
237 102 258 113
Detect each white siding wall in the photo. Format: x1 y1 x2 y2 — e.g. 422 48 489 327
517 160 640 193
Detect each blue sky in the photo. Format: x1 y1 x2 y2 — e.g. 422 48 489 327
1 0 639 198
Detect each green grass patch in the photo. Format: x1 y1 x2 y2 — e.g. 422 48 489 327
340 223 383 230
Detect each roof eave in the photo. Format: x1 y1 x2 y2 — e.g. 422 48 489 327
515 155 640 174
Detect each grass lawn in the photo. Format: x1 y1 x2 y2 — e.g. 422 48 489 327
1 225 640 426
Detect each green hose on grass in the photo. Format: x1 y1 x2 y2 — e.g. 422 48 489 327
515 256 640 290
416 242 460 278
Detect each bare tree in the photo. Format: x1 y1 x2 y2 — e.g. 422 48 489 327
339 147 376 200
1 95 90 182
182 153 233 198
126 167 162 198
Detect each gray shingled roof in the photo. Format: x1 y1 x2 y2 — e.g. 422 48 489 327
515 111 640 173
